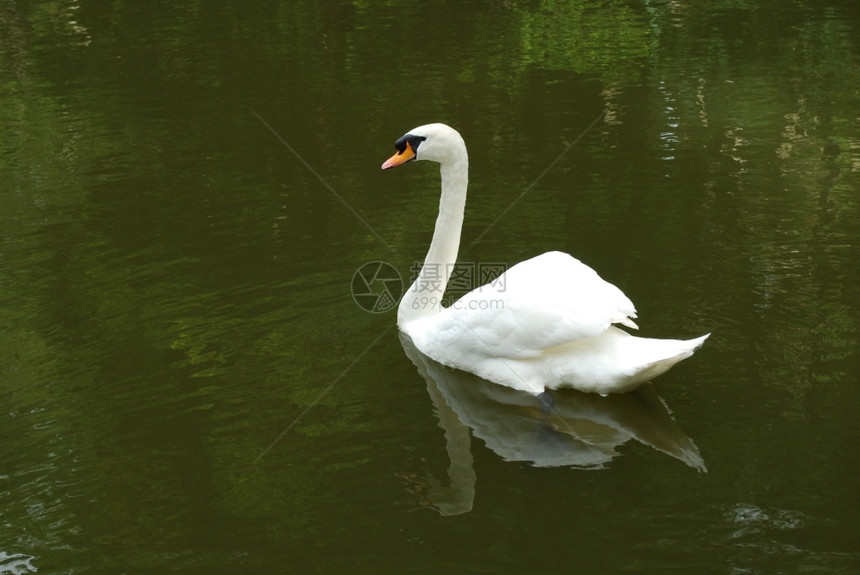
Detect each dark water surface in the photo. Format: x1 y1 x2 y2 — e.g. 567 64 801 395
1 1 858 573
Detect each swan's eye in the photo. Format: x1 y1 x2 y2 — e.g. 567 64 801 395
394 134 426 156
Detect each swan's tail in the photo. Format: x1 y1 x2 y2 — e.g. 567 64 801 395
546 329 710 394
633 333 710 383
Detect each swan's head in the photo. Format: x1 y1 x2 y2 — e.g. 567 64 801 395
381 123 466 170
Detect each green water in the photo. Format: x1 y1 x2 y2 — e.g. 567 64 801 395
1 1 858 573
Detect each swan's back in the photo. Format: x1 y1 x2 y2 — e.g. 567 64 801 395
406 251 637 356
403 251 707 395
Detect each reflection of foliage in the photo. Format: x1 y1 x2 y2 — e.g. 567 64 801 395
517 0 651 82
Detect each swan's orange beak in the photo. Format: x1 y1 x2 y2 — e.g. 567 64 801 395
381 141 416 170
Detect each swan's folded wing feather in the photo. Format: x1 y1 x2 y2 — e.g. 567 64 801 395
436 252 638 358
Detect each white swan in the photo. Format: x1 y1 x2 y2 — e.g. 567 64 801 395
382 123 709 395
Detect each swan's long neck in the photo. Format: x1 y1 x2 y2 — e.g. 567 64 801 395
398 151 468 327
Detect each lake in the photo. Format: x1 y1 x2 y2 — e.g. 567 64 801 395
1 1 858 573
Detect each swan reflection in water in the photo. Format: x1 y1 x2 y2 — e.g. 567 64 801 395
399 333 706 516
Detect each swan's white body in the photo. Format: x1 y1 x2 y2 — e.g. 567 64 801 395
382 123 708 395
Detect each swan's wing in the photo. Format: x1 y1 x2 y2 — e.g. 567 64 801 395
434 251 638 359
